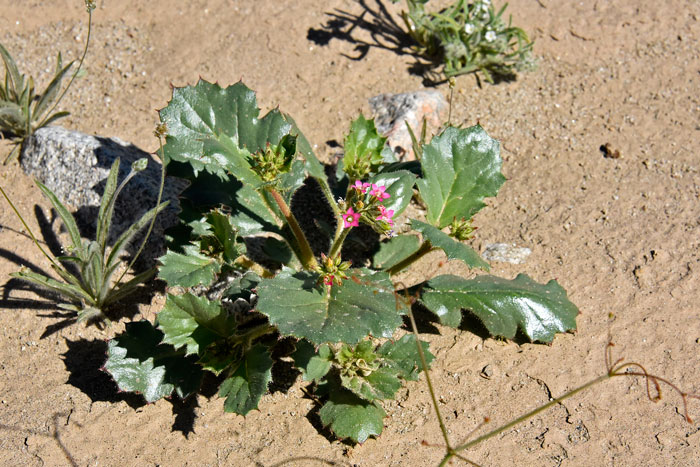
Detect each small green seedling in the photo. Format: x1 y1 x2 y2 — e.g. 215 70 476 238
392 0 535 82
1 155 168 325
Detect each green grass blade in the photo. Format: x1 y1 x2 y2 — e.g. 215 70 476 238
96 158 121 251
0 42 23 96
35 180 83 255
33 60 75 121
11 269 90 303
51 263 85 289
105 201 169 270
39 111 70 127
103 267 156 306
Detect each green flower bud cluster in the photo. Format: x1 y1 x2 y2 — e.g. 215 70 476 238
449 216 476 241
249 134 296 182
316 253 352 287
335 341 382 379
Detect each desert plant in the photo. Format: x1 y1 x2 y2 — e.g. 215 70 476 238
0 155 168 324
102 80 579 442
392 0 535 82
0 0 96 163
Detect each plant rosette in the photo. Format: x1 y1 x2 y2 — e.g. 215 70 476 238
103 79 578 443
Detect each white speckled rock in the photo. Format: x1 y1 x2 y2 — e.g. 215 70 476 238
20 126 187 266
482 243 532 264
369 90 448 161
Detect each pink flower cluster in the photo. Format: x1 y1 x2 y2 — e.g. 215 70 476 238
377 205 394 226
341 181 395 230
342 208 360 228
352 180 390 200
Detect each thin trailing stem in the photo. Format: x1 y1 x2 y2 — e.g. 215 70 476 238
266 187 318 270
424 339 699 465
36 1 94 129
400 288 452 452
447 375 608 460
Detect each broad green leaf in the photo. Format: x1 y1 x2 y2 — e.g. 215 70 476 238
219 344 273 415
260 236 296 267
160 80 290 183
256 268 403 345
367 170 416 216
372 234 421 271
283 112 325 179
319 385 386 443
178 171 279 236
104 320 203 402
198 340 244 376
201 210 245 264
377 334 434 381
416 125 505 228
157 245 221 288
420 274 579 342
342 367 401 402
292 340 332 382
411 219 489 271
222 271 262 300
343 115 386 178
156 293 228 355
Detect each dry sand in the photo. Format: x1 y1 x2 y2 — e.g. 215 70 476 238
1 1 699 465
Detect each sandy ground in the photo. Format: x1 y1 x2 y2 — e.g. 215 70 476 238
1 1 699 465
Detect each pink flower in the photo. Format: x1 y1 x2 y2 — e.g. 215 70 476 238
369 184 390 200
376 205 395 226
342 208 361 228
353 180 370 192
323 275 335 286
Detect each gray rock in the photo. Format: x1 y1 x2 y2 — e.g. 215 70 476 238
20 126 187 268
482 243 532 264
369 90 448 161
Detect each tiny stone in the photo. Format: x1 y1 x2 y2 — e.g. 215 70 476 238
482 243 532 264
480 364 494 379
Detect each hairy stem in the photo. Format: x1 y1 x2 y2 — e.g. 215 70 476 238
115 136 167 285
266 187 318 270
233 255 274 278
328 224 352 259
385 241 435 276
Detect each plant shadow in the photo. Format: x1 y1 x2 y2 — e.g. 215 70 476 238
307 0 444 85
61 337 216 437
